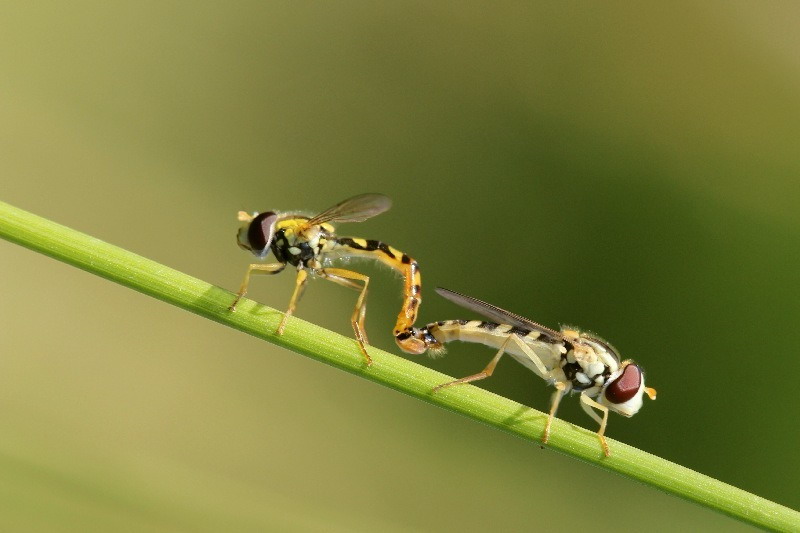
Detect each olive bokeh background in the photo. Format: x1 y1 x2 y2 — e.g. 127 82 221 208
2 3 798 531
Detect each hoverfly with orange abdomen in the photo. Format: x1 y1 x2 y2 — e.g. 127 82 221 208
230 193 426 365
410 288 656 456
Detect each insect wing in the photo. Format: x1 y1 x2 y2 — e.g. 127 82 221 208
307 193 392 225
435 287 564 342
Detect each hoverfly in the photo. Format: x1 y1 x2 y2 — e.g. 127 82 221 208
230 193 426 365
416 288 656 456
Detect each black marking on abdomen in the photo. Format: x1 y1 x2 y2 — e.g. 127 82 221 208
337 237 363 249
508 326 531 336
480 322 498 331
378 242 396 259
339 237 400 261
399 326 439 349
438 319 470 327
537 335 561 345
420 327 438 346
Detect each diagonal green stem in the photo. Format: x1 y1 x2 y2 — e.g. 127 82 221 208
0 199 797 532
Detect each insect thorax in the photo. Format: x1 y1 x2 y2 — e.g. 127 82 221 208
559 342 613 393
271 218 333 268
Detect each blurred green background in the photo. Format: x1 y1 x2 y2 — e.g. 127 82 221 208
1 2 798 531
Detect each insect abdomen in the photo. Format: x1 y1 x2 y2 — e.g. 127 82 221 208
334 237 424 354
417 320 564 375
416 320 509 353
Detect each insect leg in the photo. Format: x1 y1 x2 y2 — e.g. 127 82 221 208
229 263 286 311
507 335 553 379
542 383 566 445
319 267 373 366
506 334 567 444
432 334 514 393
580 393 611 457
276 269 309 335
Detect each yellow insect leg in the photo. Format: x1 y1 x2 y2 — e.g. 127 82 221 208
319 267 373 366
580 393 611 457
229 263 286 311
276 269 309 335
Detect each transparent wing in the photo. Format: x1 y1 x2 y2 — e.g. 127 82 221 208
307 193 392 225
435 287 564 342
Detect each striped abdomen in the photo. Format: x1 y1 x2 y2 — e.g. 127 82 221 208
334 237 425 354
416 320 564 376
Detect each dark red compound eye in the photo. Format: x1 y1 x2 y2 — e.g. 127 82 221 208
248 211 278 254
605 364 642 404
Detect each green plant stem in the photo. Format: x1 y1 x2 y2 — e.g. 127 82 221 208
0 199 797 532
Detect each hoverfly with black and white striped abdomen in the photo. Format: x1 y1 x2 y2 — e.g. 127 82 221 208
412 288 656 456
230 193 426 365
